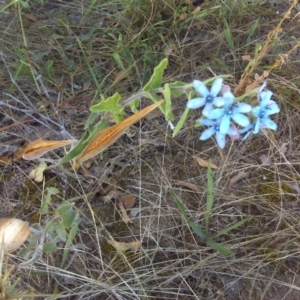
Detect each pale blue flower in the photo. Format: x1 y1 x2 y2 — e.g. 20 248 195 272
199 118 240 149
252 90 280 134
240 83 280 139
205 92 251 134
187 78 225 115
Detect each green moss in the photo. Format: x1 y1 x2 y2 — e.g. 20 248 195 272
255 170 297 203
256 182 296 202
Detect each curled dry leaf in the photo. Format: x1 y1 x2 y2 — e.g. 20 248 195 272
173 180 201 194
74 99 164 168
29 161 47 183
23 139 77 160
107 239 142 252
229 172 249 188
0 218 30 253
119 194 136 209
118 201 133 224
194 156 218 169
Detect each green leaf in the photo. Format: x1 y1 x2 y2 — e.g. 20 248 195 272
163 83 174 121
205 162 214 235
214 217 252 238
173 107 191 137
43 241 57 253
206 238 233 257
90 92 123 114
170 188 233 257
0 0 18 13
169 81 187 98
84 112 99 130
56 203 78 228
59 130 91 165
53 222 67 241
40 187 59 215
170 188 207 242
60 220 79 268
143 58 168 92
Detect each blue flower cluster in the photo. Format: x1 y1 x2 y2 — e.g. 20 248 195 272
187 78 280 149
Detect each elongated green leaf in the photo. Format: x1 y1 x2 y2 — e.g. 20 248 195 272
0 0 18 13
143 58 168 92
170 188 207 242
170 188 233 257
60 218 80 268
173 107 191 137
206 238 233 257
163 83 174 120
40 187 59 215
205 162 214 235
214 217 252 238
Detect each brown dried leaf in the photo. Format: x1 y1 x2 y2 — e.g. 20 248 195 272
241 55 252 62
192 6 201 14
25 13 36 22
107 239 142 252
119 194 136 209
74 100 164 167
118 201 133 224
229 172 249 188
82 80 92 91
0 152 12 167
179 13 187 20
194 156 218 169
23 139 77 160
173 180 201 194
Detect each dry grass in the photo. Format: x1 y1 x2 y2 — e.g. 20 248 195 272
0 0 300 299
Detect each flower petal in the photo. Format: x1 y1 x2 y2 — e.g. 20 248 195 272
202 102 214 116
265 103 280 116
213 96 225 107
205 108 225 119
220 115 231 134
228 126 240 139
257 81 267 101
261 117 277 131
187 97 206 109
232 113 250 127
198 119 215 126
200 127 215 140
210 78 223 96
235 103 252 113
193 80 209 96
260 90 273 107
239 123 254 134
216 132 226 149
253 119 261 134
252 106 260 117
222 92 235 106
